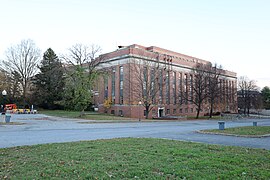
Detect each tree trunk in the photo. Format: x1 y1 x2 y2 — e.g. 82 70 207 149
80 109 85 117
209 101 213 118
196 104 201 119
145 105 149 119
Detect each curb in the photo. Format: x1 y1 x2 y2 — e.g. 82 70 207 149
196 130 270 138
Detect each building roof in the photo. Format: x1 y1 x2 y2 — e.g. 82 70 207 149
100 44 237 78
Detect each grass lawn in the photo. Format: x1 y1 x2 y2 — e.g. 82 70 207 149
40 110 136 120
202 126 270 136
0 138 269 179
187 116 221 120
40 110 222 121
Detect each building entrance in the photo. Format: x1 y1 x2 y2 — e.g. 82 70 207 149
158 107 164 117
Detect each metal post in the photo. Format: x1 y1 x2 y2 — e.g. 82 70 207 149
2 90 7 115
139 101 142 121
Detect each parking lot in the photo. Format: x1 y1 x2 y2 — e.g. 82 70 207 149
0 114 270 149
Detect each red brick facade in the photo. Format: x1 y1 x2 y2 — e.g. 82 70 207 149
94 44 237 119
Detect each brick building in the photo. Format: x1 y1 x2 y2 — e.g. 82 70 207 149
94 44 237 119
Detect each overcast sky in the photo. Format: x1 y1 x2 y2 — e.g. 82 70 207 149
0 0 269 88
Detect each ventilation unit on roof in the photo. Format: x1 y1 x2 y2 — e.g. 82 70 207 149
118 45 126 49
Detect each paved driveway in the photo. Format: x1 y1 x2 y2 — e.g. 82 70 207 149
0 114 270 149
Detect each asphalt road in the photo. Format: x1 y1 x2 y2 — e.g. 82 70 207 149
0 114 270 149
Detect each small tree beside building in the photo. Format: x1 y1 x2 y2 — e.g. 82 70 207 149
62 44 103 114
207 64 223 118
238 76 259 115
181 63 211 118
131 53 170 119
261 86 270 109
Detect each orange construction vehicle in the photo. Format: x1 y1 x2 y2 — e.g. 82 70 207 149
5 104 17 110
4 104 33 114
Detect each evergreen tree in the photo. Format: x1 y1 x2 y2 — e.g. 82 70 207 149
261 86 270 109
63 66 92 112
34 48 64 109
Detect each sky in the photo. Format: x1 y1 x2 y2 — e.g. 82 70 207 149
0 0 269 88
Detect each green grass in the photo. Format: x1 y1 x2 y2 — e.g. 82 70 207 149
187 116 221 120
39 110 82 118
202 126 270 136
0 138 269 179
40 110 135 120
83 114 136 121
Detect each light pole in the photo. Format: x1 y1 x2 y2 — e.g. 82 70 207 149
138 101 142 121
2 90 7 115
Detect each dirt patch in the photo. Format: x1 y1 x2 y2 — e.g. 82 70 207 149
0 122 26 125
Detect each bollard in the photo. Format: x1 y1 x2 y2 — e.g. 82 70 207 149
218 121 225 130
5 115 11 123
253 122 257 126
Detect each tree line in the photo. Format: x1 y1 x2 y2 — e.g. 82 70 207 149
0 39 103 113
238 76 270 115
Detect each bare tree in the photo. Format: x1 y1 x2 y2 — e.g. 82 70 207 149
207 64 222 118
7 71 22 100
238 76 259 115
2 39 41 101
0 70 9 93
131 53 170 119
253 92 263 114
61 43 104 114
181 63 211 118
63 44 102 75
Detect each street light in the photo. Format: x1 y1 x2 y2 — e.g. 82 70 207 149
2 90 7 115
138 101 142 121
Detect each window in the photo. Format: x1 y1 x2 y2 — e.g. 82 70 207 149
173 72 176 104
143 67 147 97
150 68 156 104
159 69 163 104
190 108 193 113
166 71 170 104
144 110 146 116
184 74 188 104
119 66 124 104
190 75 193 103
112 68 116 103
179 73 182 104
185 108 188 113
179 108 182 113
111 110 115 115
119 110 123 116
173 109 176 114
166 109 170 115
104 76 108 99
